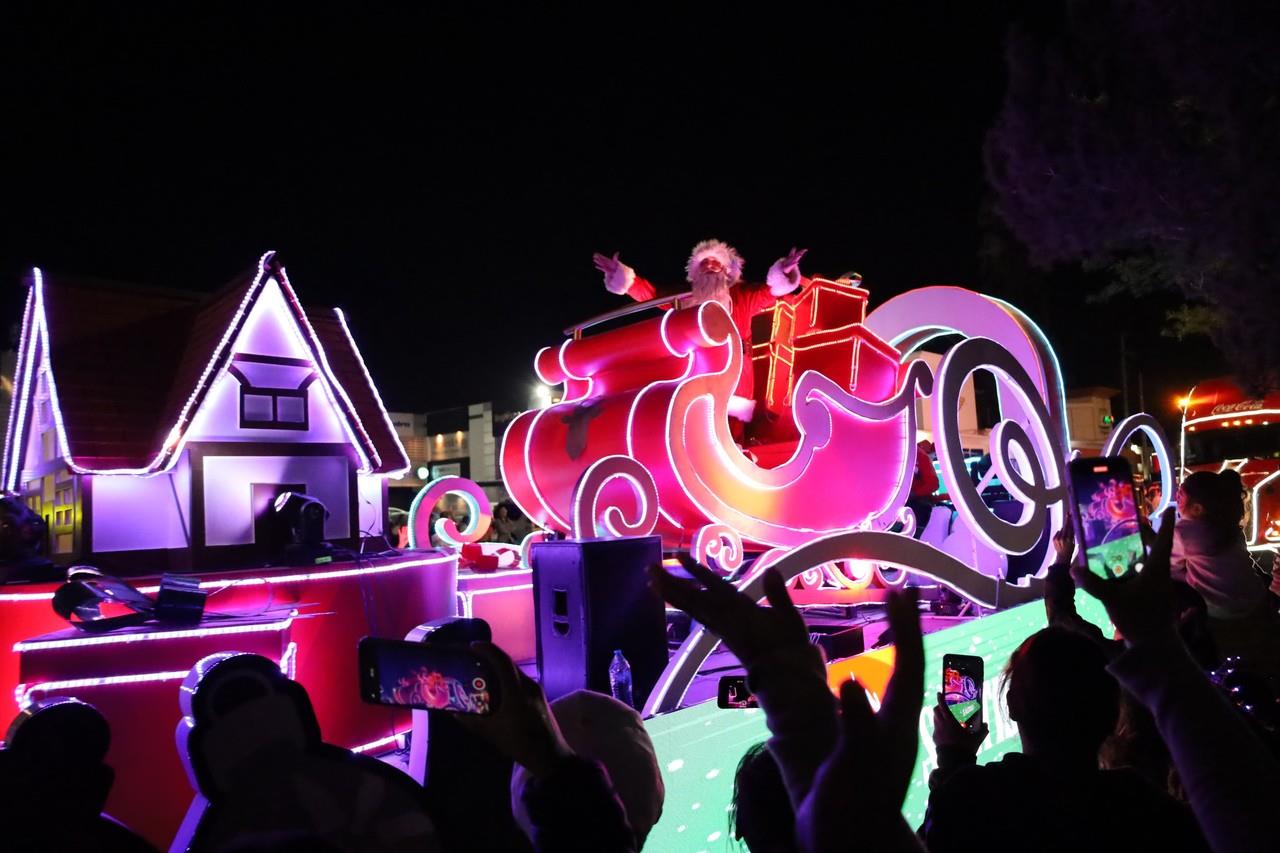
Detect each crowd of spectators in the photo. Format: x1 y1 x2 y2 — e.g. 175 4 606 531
3 495 1277 852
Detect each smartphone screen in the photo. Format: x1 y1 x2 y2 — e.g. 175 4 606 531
943 653 983 729
717 675 758 709
1068 456 1146 581
358 637 495 714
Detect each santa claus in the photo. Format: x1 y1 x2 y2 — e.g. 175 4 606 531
593 240 809 423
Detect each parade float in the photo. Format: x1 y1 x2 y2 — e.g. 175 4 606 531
1179 377 1280 553
0 246 1176 850
0 253 461 844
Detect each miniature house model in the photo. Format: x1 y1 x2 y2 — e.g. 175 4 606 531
1 252 409 573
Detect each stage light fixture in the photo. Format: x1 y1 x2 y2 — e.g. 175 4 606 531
272 491 333 563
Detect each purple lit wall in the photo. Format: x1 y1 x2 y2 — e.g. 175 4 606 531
203 455 351 545
90 457 192 552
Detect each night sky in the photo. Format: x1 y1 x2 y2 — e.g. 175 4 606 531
2 5 1220 418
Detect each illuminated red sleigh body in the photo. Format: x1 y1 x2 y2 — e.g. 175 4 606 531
501 278 931 550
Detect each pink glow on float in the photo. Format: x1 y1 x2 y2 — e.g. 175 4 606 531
17 670 197 710
12 611 299 652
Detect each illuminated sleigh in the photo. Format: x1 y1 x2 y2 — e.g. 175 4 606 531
497 278 1177 713
502 278 926 550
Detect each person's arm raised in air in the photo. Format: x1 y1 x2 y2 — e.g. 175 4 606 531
1043 526 1119 654
649 554 837 809
765 247 809 296
592 252 656 302
795 589 929 853
1074 507 1280 853
460 642 636 853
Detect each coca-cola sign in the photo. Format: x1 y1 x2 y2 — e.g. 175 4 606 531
1210 400 1265 414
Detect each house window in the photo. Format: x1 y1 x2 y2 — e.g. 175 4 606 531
53 483 74 528
227 354 317 431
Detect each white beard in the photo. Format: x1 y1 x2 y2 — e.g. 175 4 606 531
688 269 734 313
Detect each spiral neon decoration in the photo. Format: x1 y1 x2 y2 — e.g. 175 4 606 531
570 455 659 539
1103 413 1177 519
691 524 745 575
407 476 493 548
932 336 1066 559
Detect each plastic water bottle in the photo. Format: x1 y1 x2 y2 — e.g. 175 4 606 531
608 649 634 708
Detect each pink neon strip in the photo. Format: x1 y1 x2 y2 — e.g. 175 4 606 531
12 611 298 652
459 567 532 582
0 591 56 603
468 583 533 597
0 557 453 607
350 730 410 754
177 554 456 590
17 670 193 709
333 308 411 476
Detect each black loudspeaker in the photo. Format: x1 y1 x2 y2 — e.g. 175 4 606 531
531 536 667 708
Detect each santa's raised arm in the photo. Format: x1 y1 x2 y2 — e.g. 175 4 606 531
592 240 810 426
592 241 807 307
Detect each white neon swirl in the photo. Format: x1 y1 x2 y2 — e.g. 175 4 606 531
406 476 493 547
570 455 659 539
1102 413 1177 520
691 524 744 574
12 611 298 651
932 336 1064 560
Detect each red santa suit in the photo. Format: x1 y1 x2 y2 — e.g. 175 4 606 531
601 240 809 421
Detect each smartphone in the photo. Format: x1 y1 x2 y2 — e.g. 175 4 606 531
717 675 758 709
357 637 496 715
942 654 983 730
1067 456 1146 581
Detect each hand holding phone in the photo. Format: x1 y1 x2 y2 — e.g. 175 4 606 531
942 653 983 730
1067 456 1147 581
358 637 497 715
454 642 574 779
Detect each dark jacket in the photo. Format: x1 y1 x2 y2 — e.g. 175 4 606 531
920 750 1209 853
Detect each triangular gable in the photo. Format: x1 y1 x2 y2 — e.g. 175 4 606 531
2 253 410 484
2 278 39 491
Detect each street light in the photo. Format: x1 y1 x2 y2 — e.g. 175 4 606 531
533 384 553 409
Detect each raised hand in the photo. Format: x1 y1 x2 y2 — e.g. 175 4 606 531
797 589 925 851
592 251 621 277
1051 525 1075 564
779 246 808 276
647 554 810 669
456 642 573 779
1072 506 1176 645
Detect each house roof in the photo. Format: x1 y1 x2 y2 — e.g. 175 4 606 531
3 252 408 479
